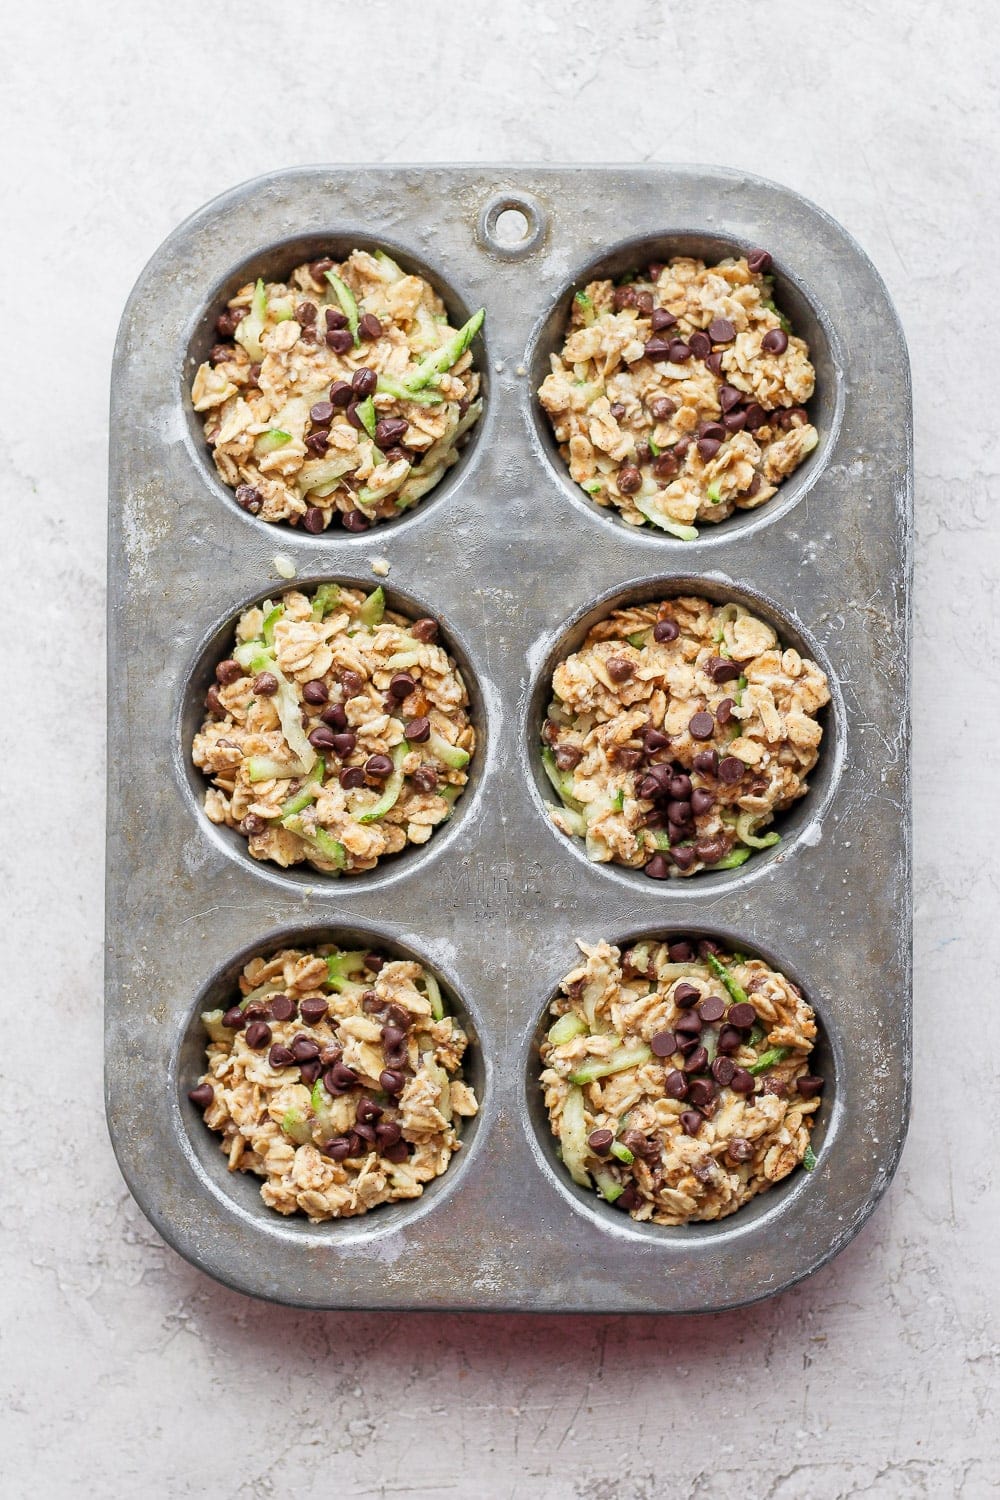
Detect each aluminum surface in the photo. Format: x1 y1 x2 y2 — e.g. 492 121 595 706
106 165 912 1312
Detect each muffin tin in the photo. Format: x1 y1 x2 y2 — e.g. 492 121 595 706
106 165 911 1311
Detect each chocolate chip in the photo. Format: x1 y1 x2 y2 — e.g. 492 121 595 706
365 754 394 779
667 941 694 962
322 1136 352 1161
398 716 428 746
269 995 296 1022
717 1025 742 1055
697 437 722 462
375 1120 403 1151
689 331 712 359
617 465 642 495
797 1075 825 1098
760 1075 787 1097
351 366 378 398
675 1013 703 1041
327 328 354 354
214 307 242 338
301 1062 322 1085
671 846 697 871
651 308 676 332
365 957 384 978
644 338 676 363
744 403 768 432
705 352 724 376
650 400 677 429
729 1067 755 1095
379 1068 405 1095
709 318 736 344
234 484 263 514
243 1020 271 1050
222 1006 246 1029
299 997 328 1024
644 853 671 880
305 430 330 456
307 726 336 752
693 749 719 776
317 706 347 735
215 659 242 686
698 996 726 1023
310 401 336 426
683 1045 709 1074
649 450 678 481
188 1083 214 1108
724 409 748 433
375 417 409 450
689 711 715 740
673 982 701 1010
411 617 439 644
690 788 715 816
717 385 742 415
268 1044 295 1068
667 799 692 825
606 657 634 683
613 286 638 311
588 1128 614 1155
616 1185 640 1213
342 510 370 532
303 506 326 534
718 756 746 784
727 1137 754 1163
299 679 329 707
725 1003 756 1031
643 727 670 754
668 774 692 799
712 1056 737 1086
412 765 439 793
667 340 691 363
664 1070 689 1100
330 379 353 407
747 249 772 274
649 621 679 649
673 436 692 460
609 402 627 421
687 1077 716 1108
650 1030 677 1058
324 1062 358 1095
389 672 417 700
290 1034 320 1062
358 312 383 340
699 421 727 443
680 1110 703 1136
383 1139 410 1164
716 699 736 728
762 328 788 355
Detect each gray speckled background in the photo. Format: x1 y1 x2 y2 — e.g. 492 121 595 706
3 0 996 1494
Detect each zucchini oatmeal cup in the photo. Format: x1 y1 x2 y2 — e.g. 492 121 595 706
541 594 830 878
188 944 478 1221
193 583 475 874
538 250 817 538
191 248 484 533
540 937 824 1224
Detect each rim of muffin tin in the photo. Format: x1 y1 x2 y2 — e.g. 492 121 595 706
173 575 492 894
521 924 842 1246
170 922 491 1245
523 229 846 550
523 573 846 897
179 232 492 544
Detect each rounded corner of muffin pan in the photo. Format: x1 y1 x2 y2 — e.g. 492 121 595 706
177 231 491 545
519 923 842 1259
169 921 490 1250
522 573 846 897
173 573 490 896
522 228 846 549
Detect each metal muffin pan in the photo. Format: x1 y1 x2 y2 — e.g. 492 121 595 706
106 165 912 1312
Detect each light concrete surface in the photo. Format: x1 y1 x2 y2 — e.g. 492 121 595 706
2 1 997 1495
